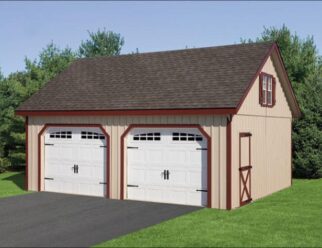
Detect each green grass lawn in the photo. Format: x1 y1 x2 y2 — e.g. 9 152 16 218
0 171 29 198
96 179 322 247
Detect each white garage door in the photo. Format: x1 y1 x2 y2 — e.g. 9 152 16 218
127 128 208 206
44 127 107 197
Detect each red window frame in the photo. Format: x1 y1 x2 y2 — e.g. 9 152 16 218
259 72 276 107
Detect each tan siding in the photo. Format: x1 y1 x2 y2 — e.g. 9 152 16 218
238 55 292 118
27 115 228 209
231 52 293 208
231 115 292 209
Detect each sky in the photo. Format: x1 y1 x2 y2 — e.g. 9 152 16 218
1 1 322 76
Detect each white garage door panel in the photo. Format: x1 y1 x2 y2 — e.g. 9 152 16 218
127 128 208 207
44 127 107 197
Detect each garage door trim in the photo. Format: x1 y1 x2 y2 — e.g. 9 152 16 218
120 124 212 208
37 124 110 197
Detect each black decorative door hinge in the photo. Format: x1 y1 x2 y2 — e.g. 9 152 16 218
127 184 139 187
196 189 208 192
127 146 139 149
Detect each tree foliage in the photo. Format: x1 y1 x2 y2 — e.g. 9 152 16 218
78 29 124 58
0 43 76 168
0 29 124 170
245 25 322 178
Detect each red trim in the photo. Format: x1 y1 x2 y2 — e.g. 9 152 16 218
226 116 232 210
239 132 252 207
240 132 252 137
120 124 212 208
16 108 236 117
272 76 276 107
25 117 29 190
259 73 263 105
37 124 111 198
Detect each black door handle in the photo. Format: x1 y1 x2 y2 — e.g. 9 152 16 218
163 170 166 180
166 170 170 180
72 164 79 174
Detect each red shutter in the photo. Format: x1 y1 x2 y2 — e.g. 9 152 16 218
259 73 263 105
272 76 276 106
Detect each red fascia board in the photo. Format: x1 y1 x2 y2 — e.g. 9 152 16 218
15 108 237 117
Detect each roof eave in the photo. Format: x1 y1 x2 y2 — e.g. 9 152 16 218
15 108 237 117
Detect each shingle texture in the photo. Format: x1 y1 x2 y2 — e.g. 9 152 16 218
17 42 273 111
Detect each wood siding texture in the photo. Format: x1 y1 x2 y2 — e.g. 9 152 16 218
27 115 228 209
238 56 292 118
231 54 292 209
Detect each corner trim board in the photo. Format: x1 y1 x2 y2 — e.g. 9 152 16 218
226 116 232 210
25 116 28 190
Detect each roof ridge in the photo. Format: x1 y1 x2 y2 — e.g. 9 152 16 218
76 41 275 62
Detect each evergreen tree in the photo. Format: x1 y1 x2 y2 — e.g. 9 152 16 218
244 25 322 178
78 28 124 58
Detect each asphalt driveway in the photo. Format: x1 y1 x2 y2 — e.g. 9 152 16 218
0 192 199 247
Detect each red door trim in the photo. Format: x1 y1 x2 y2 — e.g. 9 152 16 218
239 132 252 206
37 124 111 198
120 124 212 208
25 117 29 190
226 116 232 210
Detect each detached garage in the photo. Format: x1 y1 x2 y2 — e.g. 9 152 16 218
16 42 301 209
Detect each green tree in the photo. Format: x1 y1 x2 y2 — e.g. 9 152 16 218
244 25 322 178
0 29 124 170
78 28 124 58
0 43 76 167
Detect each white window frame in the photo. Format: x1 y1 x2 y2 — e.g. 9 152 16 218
267 76 273 106
261 73 274 107
262 76 267 105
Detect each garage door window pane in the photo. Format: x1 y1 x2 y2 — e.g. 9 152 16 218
172 132 203 141
133 133 161 141
49 131 72 139
81 131 105 140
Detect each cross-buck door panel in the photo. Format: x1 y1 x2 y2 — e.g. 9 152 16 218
127 128 208 207
239 132 252 206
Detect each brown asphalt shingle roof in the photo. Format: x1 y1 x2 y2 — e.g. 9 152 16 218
17 42 274 112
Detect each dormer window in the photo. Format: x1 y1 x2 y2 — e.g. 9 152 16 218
259 73 276 107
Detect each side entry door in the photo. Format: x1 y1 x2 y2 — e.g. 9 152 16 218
239 132 252 206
